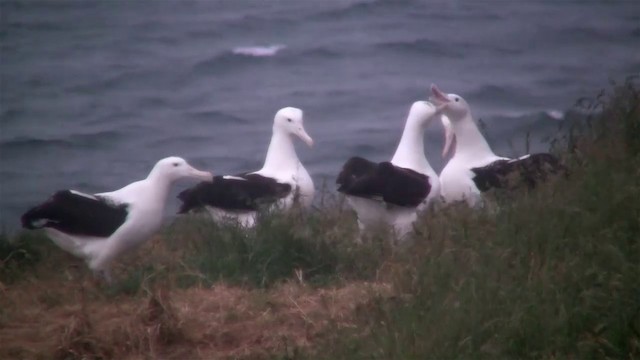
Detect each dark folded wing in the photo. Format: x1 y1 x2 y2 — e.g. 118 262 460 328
337 157 430 207
21 190 129 237
378 162 431 207
177 174 292 212
471 153 566 192
336 156 379 192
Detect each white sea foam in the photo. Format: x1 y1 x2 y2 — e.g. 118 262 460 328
546 110 564 120
497 109 564 120
232 44 286 57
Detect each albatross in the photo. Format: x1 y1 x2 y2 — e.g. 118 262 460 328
21 156 213 281
177 107 315 227
336 100 442 239
431 84 565 206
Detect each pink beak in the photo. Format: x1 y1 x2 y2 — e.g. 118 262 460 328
441 115 456 158
430 84 451 105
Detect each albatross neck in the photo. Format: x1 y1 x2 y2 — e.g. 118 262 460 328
451 112 495 161
260 128 300 172
390 117 432 174
144 169 173 204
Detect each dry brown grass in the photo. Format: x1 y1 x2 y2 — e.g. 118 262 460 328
0 274 391 359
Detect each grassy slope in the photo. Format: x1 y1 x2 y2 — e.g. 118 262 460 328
0 80 638 359
314 79 640 359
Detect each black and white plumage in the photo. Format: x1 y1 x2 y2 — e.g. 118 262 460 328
22 190 129 237
178 107 314 227
336 100 442 239
179 174 292 212
470 153 565 192
21 156 213 281
336 157 430 208
432 84 565 206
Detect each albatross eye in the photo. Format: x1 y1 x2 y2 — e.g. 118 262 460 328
173 163 179 167
287 118 292 123
455 98 460 102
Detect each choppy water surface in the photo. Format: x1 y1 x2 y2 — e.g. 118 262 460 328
1 1 638 230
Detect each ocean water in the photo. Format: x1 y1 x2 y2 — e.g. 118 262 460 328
1 0 638 231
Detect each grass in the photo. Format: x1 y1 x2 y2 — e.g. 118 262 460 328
98 193 395 295
0 79 638 359
0 231 57 284
311 78 640 359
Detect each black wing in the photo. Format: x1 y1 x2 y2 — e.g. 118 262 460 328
178 174 292 213
336 156 378 191
21 190 129 237
336 156 430 207
471 153 566 192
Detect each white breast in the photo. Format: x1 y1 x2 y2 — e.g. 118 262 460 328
439 155 506 206
294 162 315 208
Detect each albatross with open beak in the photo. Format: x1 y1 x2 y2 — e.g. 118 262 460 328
431 84 565 206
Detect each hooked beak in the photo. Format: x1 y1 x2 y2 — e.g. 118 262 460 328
430 84 451 106
189 166 214 182
441 115 456 158
296 127 314 147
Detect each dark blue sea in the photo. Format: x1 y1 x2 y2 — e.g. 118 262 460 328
1 1 638 231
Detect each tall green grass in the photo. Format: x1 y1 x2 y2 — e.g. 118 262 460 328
73 191 395 296
1 195 395 296
162 196 395 289
0 231 54 284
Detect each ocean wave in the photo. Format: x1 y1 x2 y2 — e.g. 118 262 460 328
192 44 344 74
312 0 405 20
479 110 568 150
193 53 256 73
222 14 297 32
529 25 618 49
5 19 73 33
459 41 522 56
274 46 343 66
67 69 154 94
0 131 123 154
0 137 74 152
192 49 277 74
492 110 566 124
546 110 564 120
374 39 464 59
466 85 535 107
66 131 128 151
186 110 249 124
232 45 286 57
1 107 27 124
146 134 213 148
297 46 342 58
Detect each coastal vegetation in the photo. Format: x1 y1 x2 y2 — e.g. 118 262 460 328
1 80 638 359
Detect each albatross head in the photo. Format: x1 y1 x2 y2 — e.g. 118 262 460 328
429 84 470 120
406 100 441 129
429 84 471 158
153 157 213 183
274 107 314 147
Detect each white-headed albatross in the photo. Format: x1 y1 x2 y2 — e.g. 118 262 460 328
336 100 442 240
431 84 565 207
21 157 213 281
178 107 315 227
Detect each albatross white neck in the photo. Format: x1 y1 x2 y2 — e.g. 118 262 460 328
260 128 300 173
391 113 433 174
450 111 495 161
